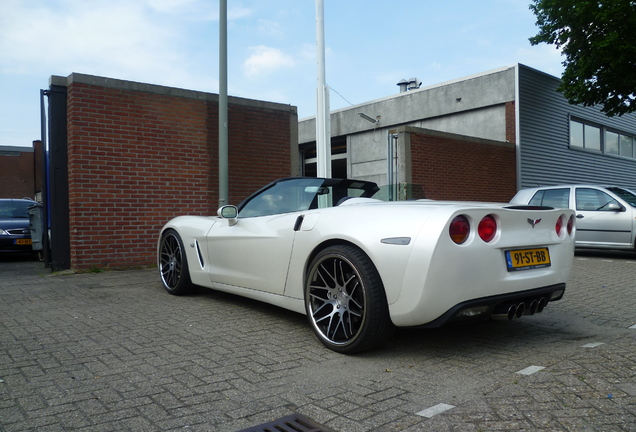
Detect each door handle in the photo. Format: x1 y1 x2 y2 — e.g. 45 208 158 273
576 214 584 219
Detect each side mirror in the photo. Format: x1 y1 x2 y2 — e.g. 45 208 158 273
217 205 238 225
608 202 624 212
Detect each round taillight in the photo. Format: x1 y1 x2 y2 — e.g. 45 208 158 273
450 215 470 244
555 215 564 236
478 215 497 243
567 214 575 236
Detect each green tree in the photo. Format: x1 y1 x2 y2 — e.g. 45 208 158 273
529 0 636 116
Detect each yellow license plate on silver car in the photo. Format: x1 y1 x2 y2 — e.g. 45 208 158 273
505 248 551 271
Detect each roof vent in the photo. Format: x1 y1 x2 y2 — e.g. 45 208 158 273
397 78 422 93
408 77 422 91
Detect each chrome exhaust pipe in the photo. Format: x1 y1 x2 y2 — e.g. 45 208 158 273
492 304 517 321
537 297 547 313
524 299 539 316
515 302 525 318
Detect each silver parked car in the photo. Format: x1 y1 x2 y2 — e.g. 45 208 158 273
511 185 636 250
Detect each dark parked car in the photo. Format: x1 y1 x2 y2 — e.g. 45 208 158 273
0 198 35 253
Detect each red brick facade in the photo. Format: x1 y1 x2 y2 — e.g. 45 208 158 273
0 141 45 199
505 101 516 144
65 77 297 270
406 127 517 202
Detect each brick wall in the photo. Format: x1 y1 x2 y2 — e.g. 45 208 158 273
407 127 516 202
65 76 297 270
0 145 37 199
505 101 516 143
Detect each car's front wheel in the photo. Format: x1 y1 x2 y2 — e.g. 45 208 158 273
159 229 194 295
305 244 394 353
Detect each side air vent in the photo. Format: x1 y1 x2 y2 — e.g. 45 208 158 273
194 240 205 268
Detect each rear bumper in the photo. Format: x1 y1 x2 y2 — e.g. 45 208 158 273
408 283 566 329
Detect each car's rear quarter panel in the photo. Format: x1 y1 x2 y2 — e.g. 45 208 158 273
282 203 434 303
391 205 575 326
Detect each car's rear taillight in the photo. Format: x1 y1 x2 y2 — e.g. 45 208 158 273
478 214 497 243
556 214 575 238
555 215 564 237
449 215 470 244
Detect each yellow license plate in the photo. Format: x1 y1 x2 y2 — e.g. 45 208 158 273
505 248 551 271
15 239 32 245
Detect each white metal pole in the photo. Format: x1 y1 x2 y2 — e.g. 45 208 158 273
218 0 229 206
315 0 331 178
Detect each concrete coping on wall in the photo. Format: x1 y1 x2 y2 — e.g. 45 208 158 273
49 73 298 115
0 145 34 153
390 125 515 149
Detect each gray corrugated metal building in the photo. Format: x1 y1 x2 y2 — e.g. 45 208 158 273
298 64 636 199
518 65 636 189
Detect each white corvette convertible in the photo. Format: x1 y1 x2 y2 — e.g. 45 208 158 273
158 177 576 353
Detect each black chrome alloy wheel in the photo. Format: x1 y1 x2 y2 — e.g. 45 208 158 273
159 229 193 295
305 245 393 353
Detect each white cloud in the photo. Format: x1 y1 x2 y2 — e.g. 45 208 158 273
0 0 206 87
242 45 296 78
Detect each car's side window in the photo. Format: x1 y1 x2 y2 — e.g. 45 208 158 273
238 179 322 218
529 188 569 208
576 188 618 211
528 191 545 206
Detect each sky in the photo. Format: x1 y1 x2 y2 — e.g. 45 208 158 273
0 0 565 148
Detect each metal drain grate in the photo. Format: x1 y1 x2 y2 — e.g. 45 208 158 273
235 413 337 432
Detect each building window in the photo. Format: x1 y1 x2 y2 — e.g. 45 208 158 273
584 124 601 151
570 118 636 160
605 131 619 155
570 120 584 148
301 136 348 178
570 119 600 150
620 134 634 158
606 129 636 158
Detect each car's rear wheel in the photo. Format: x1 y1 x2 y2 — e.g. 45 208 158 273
159 229 194 295
305 244 394 353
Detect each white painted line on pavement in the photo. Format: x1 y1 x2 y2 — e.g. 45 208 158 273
582 342 604 348
416 403 455 418
629 324 636 329
516 365 545 375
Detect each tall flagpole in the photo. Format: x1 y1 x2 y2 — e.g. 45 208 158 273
315 0 331 178
218 0 229 206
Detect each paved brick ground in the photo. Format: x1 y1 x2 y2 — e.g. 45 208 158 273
0 251 635 431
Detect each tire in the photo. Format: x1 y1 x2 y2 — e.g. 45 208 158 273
305 244 394 353
159 229 194 295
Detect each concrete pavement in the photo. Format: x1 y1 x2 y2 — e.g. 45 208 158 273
0 251 635 431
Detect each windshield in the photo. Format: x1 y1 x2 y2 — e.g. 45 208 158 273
0 200 32 219
606 187 636 208
237 177 380 218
